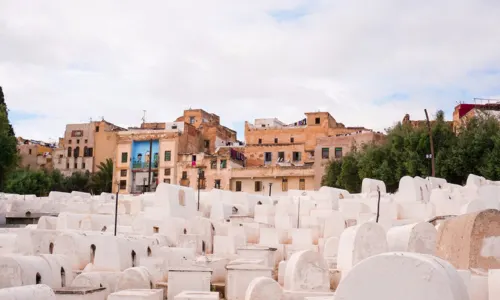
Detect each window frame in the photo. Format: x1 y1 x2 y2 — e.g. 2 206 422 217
321 148 330 159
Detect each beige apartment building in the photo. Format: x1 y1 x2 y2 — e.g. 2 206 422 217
16 137 55 170
53 120 124 176
110 109 381 195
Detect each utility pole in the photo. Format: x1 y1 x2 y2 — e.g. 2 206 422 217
114 182 119 236
147 139 153 192
197 168 202 211
268 183 273 197
424 109 435 177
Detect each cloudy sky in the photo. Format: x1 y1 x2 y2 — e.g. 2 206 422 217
1 0 500 142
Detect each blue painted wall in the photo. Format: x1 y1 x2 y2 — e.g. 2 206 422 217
131 140 159 169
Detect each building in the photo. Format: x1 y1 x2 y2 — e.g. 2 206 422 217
111 109 375 195
16 138 56 170
313 130 386 188
453 101 500 133
53 120 124 176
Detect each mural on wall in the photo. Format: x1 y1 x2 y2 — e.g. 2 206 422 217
131 140 159 169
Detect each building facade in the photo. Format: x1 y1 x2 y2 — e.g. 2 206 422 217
16 138 55 170
53 120 124 176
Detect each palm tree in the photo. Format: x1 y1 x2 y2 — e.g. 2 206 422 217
91 159 113 193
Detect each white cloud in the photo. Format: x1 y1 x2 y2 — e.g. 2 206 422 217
1 0 500 141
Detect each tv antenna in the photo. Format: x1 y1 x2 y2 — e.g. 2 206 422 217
142 110 147 124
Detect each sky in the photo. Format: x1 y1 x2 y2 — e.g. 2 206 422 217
1 0 500 142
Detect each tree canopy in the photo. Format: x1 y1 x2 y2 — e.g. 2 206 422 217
322 110 500 193
0 87 18 189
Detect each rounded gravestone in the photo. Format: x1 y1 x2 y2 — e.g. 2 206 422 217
244 277 282 300
284 250 330 292
335 252 469 300
387 222 437 255
337 222 388 272
115 267 154 291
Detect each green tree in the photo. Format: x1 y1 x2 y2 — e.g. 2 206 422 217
0 87 15 137
90 158 114 194
337 154 362 193
4 170 53 196
322 159 343 188
0 107 18 189
64 171 92 193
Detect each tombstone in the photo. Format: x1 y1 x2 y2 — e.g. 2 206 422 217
386 222 437 255
244 277 282 300
0 284 55 300
284 250 330 292
108 289 163 300
323 237 339 268
71 271 121 298
175 291 219 300
115 267 154 292
335 252 469 300
226 264 273 300
39 254 74 289
237 246 277 269
53 287 107 299
488 269 500 300
436 209 500 270
337 222 388 274
0 256 52 288
469 275 488 300
361 178 386 195
167 266 212 300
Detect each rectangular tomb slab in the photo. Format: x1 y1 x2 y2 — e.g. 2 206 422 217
54 287 107 300
107 289 163 300
174 291 219 300
167 266 213 300
225 264 273 300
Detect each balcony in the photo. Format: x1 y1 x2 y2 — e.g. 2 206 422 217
132 159 159 170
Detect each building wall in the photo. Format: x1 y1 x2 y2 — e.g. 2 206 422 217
313 131 385 189
244 143 307 167
93 121 120 173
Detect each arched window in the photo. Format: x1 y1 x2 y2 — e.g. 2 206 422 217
67 147 72 157
147 247 152 257
60 267 66 287
84 146 88 157
90 244 96 264
131 250 137 267
36 272 42 284
49 242 54 254
74 147 80 158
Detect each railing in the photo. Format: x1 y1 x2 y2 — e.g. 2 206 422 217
132 160 159 169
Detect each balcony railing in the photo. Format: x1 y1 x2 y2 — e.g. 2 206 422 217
132 159 159 170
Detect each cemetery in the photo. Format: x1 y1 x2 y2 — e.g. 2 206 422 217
1 174 500 299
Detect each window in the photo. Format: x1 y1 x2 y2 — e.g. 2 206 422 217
215 179 221 189
278 152 285 162
95 126 100 132
87 147 93 157
163 179 171 184
211 160 217 169
83 146 88 157
119 180 127 190
164 151 171 161
82 163 86 169
76 139 80 144
121 170 127 177
264 152 272 163
220 159 227 169
199 170 205 179
74 147 80 158
66 163 69 169
74 163 77 169
255 181 262 192
258 138 262 144
84 139 88 144
235 181 242 192
204 140 210 148
67 147 72 157
172 124 177 130
274 138 278 144
29 149 32 155
164 168 171 176
335 147 343 158
315 117 320 124
282 178 288 191
68 140 72 144
299 178 306 190
182 171 188 179
192 155 197 162
290 137 294 143
293 152 301 162
322 148 329 159
189 116 195 124
121 152 128 163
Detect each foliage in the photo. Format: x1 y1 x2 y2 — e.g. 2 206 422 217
2 160 114 196
0 87 15 137
323 110 500 193
0 102 18 189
